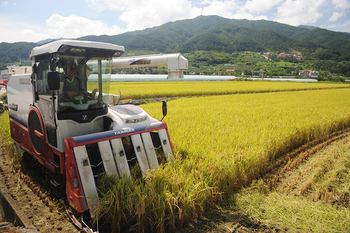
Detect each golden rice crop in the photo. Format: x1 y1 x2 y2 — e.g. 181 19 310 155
110 81 350 99
98 88 350 232
0 111 21 168
2 81 350 232
143 89 350 163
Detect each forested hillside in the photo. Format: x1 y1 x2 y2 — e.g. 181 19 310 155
1 15 349 73
0 42 36 69
79 16 349 60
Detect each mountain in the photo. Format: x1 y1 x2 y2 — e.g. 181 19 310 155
1 15 350 69
36 38 69 45
77 16 350 60
0 42 36 68
291 28 350 60
179 22 319 53
298 25 318 30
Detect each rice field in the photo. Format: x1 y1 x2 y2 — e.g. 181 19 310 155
2 81 350 232
97 83 350 232
110 81 349 99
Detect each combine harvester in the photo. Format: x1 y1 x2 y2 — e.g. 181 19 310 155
6 40 188 232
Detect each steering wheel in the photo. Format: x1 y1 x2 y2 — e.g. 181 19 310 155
78 89 98 103
72 94 85 104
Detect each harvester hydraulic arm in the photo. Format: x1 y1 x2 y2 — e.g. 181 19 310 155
112 53 188 79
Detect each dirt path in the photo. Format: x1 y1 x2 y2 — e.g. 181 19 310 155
0 142 79 232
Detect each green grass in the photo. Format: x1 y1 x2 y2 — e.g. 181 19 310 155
0 92 7 104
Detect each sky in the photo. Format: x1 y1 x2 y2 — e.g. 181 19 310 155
0 0 349 43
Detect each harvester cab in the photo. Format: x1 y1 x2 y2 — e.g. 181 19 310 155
6 40 183 226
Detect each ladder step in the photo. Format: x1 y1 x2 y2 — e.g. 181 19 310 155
51 161 60 169
50 179 61 187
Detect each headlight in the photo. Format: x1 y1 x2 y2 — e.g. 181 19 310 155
126 116 147 123
73 178 79 189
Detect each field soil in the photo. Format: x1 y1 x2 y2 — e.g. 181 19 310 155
0 141 79 232
1 119 349 232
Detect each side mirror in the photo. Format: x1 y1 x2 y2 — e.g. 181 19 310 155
161 100 167 121
47 71 60 90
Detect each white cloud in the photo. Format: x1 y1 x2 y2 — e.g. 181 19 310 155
87 0 202 31
122 0 201 31
231 8 268 20
2 0 350 43
329 11 344 21
22 29 50 41
329 0 349 23
2 0 16 6
326 18 350 32
332 0 350 10
0 15 50 42
200 0 237 18
86 0 271 31
46 14 123 38
0 13 126 43
244 0 283 13
274 0 326 26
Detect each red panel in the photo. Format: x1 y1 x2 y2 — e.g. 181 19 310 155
10 107 59 173
10 118 32 152
64 138 87 213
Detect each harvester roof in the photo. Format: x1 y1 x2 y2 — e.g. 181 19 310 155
29 40 125 58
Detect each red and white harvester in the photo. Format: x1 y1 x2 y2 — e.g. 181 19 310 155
6 40 188 230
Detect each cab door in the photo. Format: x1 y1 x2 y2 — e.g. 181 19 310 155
33 54 58 149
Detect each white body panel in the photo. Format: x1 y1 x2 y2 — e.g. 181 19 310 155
73 146 99 218
141 132 159 170
158 129 173 159
56 117 105 152
131 134 150 176
110 138 130 177
107 104 160 129
7 74 33 126
98 140 119 176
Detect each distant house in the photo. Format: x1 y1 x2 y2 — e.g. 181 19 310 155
260 52 271 59
1 66 32 80
299 71 308 77
251 68 264 75
299 70 319 78
309 70 319 78
0 70 9 80
7 65 32 75
278 51 303 59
